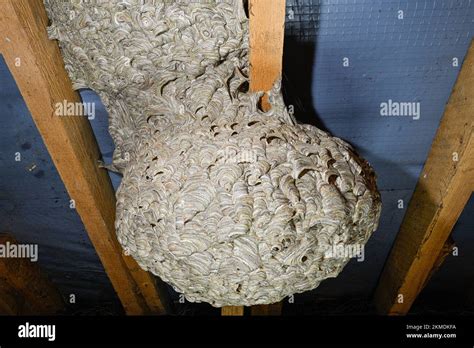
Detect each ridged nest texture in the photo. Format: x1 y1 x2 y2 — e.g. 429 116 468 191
44 0 382 307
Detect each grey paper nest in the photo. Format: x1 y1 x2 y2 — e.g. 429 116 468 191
45 0 382 307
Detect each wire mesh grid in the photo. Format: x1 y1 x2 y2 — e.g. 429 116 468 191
285 0 473 46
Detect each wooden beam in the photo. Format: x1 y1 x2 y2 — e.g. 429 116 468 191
221 306 245 316
0 0 169 315
220 0 287 317
0 234 64 315
420 237 455 291
374 40 474 315
0 282 22 315
249 0 286 111
251 302 283 316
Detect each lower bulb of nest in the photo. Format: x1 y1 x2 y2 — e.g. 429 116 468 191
116 88 381 307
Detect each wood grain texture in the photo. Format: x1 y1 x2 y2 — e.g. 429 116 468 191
0 234 63 315
249 0 286 111
250 302 283 316
374 40 474 315
420 237 455 291
0 0 169 315
221 306 245 316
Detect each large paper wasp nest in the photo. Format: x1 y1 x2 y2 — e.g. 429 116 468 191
45 0 381 307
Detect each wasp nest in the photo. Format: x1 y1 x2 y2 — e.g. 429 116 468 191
45 0 381 307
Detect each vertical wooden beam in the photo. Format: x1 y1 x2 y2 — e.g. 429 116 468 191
220 0 286 317
0 0 169 315
0 235 64 315
374 41 474 315
248 0 286 316
249 0 286 111
221 305 245 316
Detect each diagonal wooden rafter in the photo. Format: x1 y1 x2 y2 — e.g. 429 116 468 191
250 302 284 316
0 234 64 315
0 0 169 315
374 40 474 315
221 0 286 316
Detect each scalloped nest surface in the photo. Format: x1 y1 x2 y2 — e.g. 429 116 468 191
45 0 382 307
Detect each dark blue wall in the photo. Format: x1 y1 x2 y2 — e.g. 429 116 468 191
282 0 474 312
0 57 119 313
